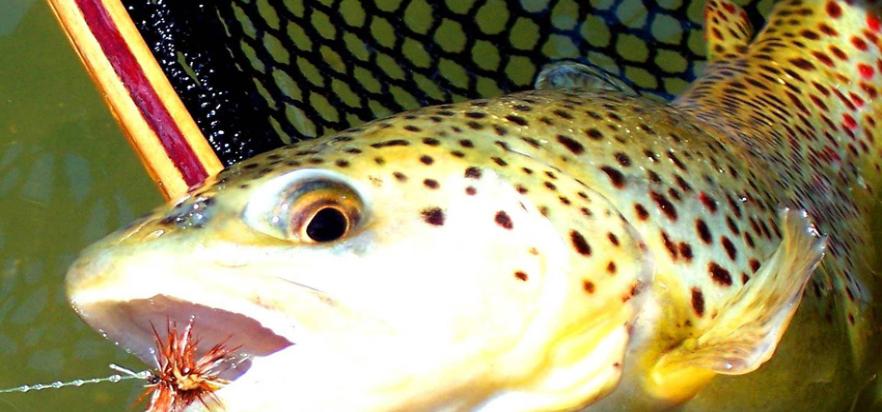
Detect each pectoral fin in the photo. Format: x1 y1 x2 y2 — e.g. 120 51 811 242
651 208 827 399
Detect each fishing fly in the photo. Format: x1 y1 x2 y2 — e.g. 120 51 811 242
141 319 240 412
0 318 240 412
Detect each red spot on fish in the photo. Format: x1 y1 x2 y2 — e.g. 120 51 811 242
868 14 881 33
698 192 718 213
858 63 874 79
851 93 865 108
843 114 858 130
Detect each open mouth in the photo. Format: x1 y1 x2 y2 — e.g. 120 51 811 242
77 294 294 381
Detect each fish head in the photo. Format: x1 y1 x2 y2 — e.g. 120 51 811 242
67 114 652 410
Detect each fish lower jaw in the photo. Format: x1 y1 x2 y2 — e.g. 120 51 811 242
72 294 295 382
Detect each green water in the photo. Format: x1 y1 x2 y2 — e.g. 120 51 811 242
0 2 161 410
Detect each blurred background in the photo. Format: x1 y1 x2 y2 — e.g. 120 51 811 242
0 1 159 410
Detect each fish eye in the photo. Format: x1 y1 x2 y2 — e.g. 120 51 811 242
303 207 349 242
243 173 363 243
287 184 361 244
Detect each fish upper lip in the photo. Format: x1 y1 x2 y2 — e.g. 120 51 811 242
76 295 294 381
65 242 342 357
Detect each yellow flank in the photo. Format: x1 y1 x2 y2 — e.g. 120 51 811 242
63 0 882 411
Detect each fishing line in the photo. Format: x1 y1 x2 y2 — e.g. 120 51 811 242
0 364 151 394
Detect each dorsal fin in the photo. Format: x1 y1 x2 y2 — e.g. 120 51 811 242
704 0 754 61
648 208 826 400
534 61 637 96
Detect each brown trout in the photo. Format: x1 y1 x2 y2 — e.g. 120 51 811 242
66 0 882 410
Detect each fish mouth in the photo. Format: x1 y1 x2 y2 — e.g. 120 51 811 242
76 295 294 381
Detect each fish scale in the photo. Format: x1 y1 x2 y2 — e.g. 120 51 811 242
65 0 881 410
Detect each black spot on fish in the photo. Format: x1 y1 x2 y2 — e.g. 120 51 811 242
691 288 705 316
557 134 584 154
465 167 482 179
371 139 410 148
600 166 626 188
709 262 733 286
495 211 513 229
505 115 528 126
570 230 592 256
583 280 595 294
421 208 445 226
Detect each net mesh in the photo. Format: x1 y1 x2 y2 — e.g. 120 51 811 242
124 0 772 165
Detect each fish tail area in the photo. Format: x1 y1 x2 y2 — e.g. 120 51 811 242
675 0 882 377
676 0 882 179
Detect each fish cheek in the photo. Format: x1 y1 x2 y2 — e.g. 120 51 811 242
338 181 559 340
460 174 653 410
249 188 566 408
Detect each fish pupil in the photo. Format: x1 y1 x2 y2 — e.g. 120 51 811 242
305 208 348 242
